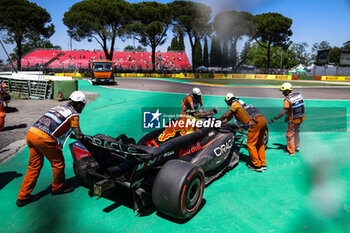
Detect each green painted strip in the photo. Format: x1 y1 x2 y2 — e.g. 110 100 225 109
1 80 349 233
118 77 350 87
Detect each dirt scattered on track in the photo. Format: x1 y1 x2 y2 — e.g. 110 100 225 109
0 92 99 150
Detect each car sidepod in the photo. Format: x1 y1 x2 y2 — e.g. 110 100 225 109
188 131 236 173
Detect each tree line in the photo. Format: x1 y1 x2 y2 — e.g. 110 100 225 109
0 0 349 72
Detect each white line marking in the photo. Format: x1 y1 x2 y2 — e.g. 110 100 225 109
99 79 350 101
116 77 350 88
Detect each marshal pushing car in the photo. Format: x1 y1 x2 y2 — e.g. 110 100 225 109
69 111 257 220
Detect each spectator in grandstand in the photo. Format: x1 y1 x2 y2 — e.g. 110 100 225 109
181 87 204 115
16 91 87 207
0 80 8 131
219 93 267 172
268 82 305 156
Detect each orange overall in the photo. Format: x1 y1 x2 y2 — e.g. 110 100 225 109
284 100 305 154
181 95 203 115
0 81 6 131
18 107 79 200
230 102 267 167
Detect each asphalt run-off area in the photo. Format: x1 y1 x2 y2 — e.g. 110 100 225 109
1 79 349 232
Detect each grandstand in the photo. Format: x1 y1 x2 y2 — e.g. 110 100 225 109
19 49 191 71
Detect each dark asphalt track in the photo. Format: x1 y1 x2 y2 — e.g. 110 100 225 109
111 78 350 100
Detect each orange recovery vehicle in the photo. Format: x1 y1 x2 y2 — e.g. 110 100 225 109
90 60 116 85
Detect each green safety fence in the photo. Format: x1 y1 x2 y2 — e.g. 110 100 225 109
0 78 53 99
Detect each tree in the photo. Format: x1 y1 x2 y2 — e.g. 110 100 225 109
203 37 209 67
167 36 179 51
63 0 132 60
127 1 171 70
169 1 212 69
0 0 54 70
343 40 350 51
124 45 146 52
222 40 229 67
329 47 340 65
170 26 185 51
290 42 311 65
246 42 289 69
193 37 202 68
246 42 268 69
178 31 185 51
210 36 221 67
239 41 252 67
214 10 254 70
312 41 331 53
247 41 313 70
274 46 299 69
9 38 61 64
311 41 331 63
311 42 340 65
253 13 293 72
23 39 61 53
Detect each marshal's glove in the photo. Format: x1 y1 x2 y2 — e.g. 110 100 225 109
268 118 276 124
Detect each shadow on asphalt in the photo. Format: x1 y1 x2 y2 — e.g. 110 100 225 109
97 185 134 213
239 153 250 164
2 124 27 132
34 176 82 199
95 185 158 218
81 179 207 224
270 143 287 151
4 107 18 113
239 144 287 163
0 171 23 190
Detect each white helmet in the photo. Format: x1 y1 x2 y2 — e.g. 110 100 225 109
225 93 235 101
225 93 235 105
69 91 86 104
281 82 293 91
192 87 201 95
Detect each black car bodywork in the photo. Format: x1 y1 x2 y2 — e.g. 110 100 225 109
70 115 248 220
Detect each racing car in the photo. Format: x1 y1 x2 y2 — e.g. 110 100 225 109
69 110 264 220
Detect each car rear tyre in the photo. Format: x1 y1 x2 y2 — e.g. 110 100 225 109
152 160 204 219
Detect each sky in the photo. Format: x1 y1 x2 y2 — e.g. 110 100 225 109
0 0 349 63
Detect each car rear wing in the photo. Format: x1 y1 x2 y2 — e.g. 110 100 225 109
80 134 152 160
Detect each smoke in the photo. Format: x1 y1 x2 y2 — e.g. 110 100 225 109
193 0 271 57
197 0 270 16
308 159 347 217
302 135 350 219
